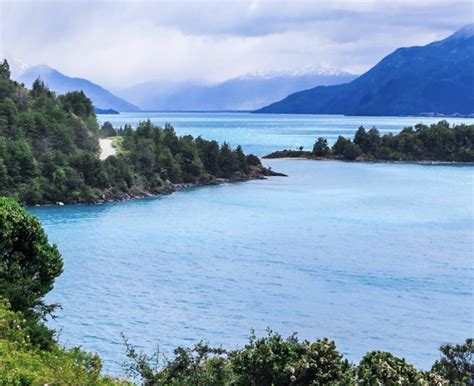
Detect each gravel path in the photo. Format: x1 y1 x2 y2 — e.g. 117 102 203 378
99 138 116 160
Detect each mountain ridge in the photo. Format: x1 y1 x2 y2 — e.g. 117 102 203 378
118 68 356 111
16 64 139 112
256 25 474 116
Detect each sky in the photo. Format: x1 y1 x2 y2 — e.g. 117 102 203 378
0 0 472 89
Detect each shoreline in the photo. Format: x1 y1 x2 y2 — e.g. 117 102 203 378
31 169 287 207
263 155 474 166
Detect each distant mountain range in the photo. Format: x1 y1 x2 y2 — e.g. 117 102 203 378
257 24 474 116
16 65 140 112
117 67 356 111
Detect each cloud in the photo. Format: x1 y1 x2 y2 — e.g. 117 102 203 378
0 0 472 88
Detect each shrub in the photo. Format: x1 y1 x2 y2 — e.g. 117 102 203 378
432 339 474 385
0 299 128 385
0 197 63 316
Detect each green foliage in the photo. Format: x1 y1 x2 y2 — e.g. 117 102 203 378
431 339 474 385
124 337 230 386
0 197 63 349
332 136 350 157
357 351 422 385
229 331 352 385
59 90 95 118
0 299 128 386
101 120 118 138
0 195 127 384
0 197 62 316
0 59 10 80
332 122 474 162
124 332 473 385
124 331 351 386
270 122 474 162
312 137 330 157
342 141 362 160
0 64 264 204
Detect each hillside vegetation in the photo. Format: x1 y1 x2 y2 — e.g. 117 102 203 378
264 121 474 162
0 59 271 205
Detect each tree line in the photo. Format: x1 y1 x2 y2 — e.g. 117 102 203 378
0 59 264 205
265 121 474 162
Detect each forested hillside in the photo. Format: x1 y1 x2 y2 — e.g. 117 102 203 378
0 59 271 205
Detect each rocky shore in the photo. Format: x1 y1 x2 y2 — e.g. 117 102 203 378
46 166 287 206
263 150 474 165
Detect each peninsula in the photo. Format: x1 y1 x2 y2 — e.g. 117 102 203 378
0 60 283 205
264 121 474 163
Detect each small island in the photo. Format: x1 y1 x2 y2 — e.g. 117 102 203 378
94 107 120 114
264 121 474 163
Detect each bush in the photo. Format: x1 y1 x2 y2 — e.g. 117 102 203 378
313 137 330 157
356 351 421 385
432 339 474 385
0 299 128 385
230 332 352 385
342 141 362 160
125 331 353 385
0 197 62 316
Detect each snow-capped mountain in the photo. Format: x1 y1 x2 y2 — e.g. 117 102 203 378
237 66 352 80
118 67 356 111
257 24 474 116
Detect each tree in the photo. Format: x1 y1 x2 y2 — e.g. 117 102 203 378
313 137 330 157
332 136 350 157
235 145 249 173
367 127 381 154
356 351 421 385
60 91 95 118
231 332 352 385
100 121 117 138
0 59 10 80
0 72 265 204
342 141 362 160
31 78 54 98
246 154 261 166
197 138 220 176
219 142 238 178
0 197 63 316
354 126 369 153
432 339 474 385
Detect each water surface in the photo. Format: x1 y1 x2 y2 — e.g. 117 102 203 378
98 112 474 156
29 113 474 375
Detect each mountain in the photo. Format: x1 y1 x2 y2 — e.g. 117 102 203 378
257 25 474 116
17 65 139 112
118 67 356 111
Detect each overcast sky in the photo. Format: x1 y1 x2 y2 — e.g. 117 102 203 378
0 0 472 88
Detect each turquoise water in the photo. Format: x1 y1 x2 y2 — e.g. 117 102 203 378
97 112 474 156
29 113 474 375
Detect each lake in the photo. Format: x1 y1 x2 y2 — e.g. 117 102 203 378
30 113 474 375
